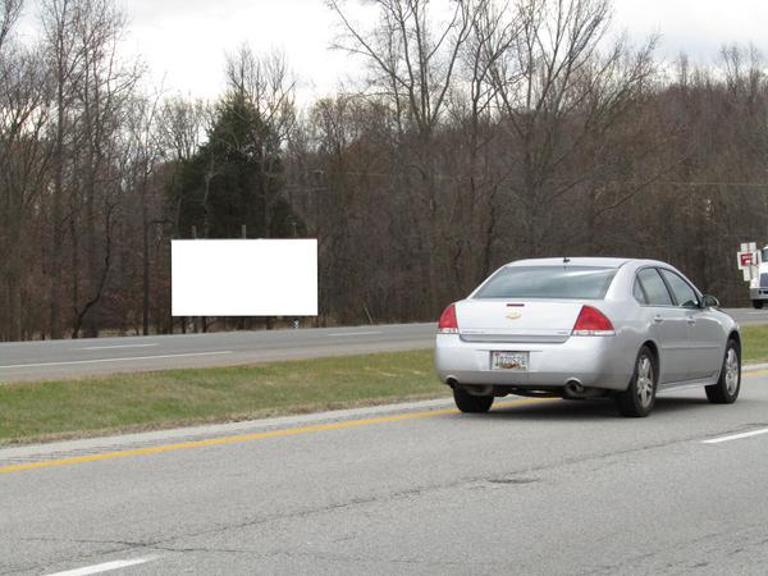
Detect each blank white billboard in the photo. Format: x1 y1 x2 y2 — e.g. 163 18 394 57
172 240 318 316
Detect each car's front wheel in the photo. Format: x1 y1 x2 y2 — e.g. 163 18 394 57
615 346 658 417
453 387 494 413
753 300 764 310
706 339 741 404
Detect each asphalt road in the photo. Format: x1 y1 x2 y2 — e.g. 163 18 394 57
1 308 767 383
0 323 436 383
2 369 768 575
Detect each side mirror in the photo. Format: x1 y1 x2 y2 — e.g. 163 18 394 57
701 294 720 308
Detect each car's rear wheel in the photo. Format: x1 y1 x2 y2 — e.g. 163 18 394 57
753 300 764 310
615 346 657 417
706 339 741 404
453 387 494 413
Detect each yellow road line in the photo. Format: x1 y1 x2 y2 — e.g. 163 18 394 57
0 398 553 475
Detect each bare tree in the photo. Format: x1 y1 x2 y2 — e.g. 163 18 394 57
487 0 656 254
42 0 82 338
329 0 477 139
328 0 483 312
0 15 52 341
446 0 521 288
41 0 141 338
226 45 297 146
122 92 163 335
69 0 140 337
0 0 23 55
157 96 209 163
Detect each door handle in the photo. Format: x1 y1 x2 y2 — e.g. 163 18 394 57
687 318 696 326
653 315 664 324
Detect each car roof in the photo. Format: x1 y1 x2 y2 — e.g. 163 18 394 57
504 257 667 269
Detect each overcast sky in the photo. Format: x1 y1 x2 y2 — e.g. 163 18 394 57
17 0 768 103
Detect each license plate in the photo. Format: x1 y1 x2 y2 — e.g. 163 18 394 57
490 351 529 371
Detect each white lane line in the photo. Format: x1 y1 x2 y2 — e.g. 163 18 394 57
702 427 768 444
0 351 233 370
44 556 159 576
77 344 158 351
328 331 383 337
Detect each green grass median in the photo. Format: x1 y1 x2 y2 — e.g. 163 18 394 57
1 325 766 446
0 350 444 445
743 324 768 364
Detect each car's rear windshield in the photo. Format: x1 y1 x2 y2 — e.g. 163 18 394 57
473 266 617 300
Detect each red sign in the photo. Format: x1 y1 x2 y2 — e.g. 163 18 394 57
740 253 754 267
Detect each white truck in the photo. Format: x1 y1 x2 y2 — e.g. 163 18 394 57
739 243 768 309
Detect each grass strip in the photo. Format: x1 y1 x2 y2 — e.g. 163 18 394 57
0 350 443 446
742 324 768 364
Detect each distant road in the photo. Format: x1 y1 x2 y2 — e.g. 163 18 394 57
0 308 766 383
731 307 768 324
0 323 436 383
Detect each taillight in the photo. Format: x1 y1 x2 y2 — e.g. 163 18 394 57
572 305 615 336
438 303 459 334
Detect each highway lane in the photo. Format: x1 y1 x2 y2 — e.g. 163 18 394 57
732 306 768 324
0 323 436 382
1 308 766 383
1 370 768 575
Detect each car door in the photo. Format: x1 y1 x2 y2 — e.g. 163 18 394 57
635 268 689 385
659 269 723 381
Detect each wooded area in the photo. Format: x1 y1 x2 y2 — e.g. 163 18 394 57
1 0 767 341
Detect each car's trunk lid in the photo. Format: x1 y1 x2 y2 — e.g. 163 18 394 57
456 300 584 344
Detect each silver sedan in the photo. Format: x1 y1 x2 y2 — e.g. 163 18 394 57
435 257 741 417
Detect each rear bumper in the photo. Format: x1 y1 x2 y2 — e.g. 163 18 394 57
434 333 632 392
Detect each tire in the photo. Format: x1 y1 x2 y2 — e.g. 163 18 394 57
453 387 494 413
706 339 741 404
753 300 764 310
615 345 658 418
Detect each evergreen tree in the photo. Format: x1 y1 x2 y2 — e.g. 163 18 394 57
172 91 304 239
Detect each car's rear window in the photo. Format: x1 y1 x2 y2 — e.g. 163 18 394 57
474 266 617 300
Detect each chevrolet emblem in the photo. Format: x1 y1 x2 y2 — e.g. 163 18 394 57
506 311 522 320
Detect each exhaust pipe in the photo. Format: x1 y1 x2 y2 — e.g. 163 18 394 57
564 379 585 397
